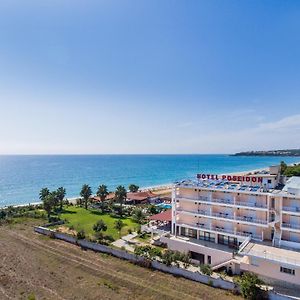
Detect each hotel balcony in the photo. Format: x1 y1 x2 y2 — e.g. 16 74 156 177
176 221 260 240
176 196 267 210
282 206 300 215
235 215 268 225
177 208 235 221
235 200 267 210
176 207 268 226
211 198 234 205
281 223 300 232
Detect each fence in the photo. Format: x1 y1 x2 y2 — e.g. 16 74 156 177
34 226 297 299
34 226 236 291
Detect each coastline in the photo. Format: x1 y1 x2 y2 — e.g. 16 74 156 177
2 161 299 209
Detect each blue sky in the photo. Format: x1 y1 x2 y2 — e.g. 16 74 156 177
0 0 300 154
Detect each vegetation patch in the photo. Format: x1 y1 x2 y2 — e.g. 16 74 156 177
60 206 138 240
98 279 120 292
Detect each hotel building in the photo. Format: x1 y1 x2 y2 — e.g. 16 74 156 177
160 166 300 286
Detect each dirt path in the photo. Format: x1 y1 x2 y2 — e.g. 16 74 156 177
0 221 240 300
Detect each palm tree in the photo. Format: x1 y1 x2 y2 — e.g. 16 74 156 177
43 193 55 220
114 219 124 238
56 187 66 210
39 187 50 202
96 184 109 202
132 208 145 224
80 184 92 209
114 185 127 217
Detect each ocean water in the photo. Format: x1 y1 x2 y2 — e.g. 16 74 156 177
0 155 299 207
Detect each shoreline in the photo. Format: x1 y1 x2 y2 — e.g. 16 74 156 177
2 161 299 209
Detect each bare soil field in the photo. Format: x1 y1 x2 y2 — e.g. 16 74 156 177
0 219 241 300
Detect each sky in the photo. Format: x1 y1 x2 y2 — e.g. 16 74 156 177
0 0 300 154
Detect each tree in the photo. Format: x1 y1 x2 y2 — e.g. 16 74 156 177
238 273 265 300
114 219 124 237
80 184 92 209
51 191 59 209
56 187 66 210
39 187 50 202
93 219 107 233
96 184 109 202
128 184 139 193
148 205 158 215
43 193 55 219
132 208 145 224
114 185 127 217
280 161 287 174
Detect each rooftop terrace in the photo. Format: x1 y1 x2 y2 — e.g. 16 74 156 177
175 179 268 194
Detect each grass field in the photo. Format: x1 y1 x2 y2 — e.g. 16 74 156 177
60 206 138 240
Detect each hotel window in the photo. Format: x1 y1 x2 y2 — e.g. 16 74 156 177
199 231 214 242
187 229 197 238
280 267 295 275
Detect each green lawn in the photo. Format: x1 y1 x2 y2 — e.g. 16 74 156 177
60 206 138 240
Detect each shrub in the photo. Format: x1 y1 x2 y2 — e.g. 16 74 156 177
200 264 212 276
93 219 107 233
27 293 36 300
103 234 115 242
237 273 267 300
76 229 86 240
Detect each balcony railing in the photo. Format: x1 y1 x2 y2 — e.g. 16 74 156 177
177 196 267 209
211 226 235 235
235 215 268 225
211 211 235 220
235 201 267 209
177 207 267 225
177 222 211 231
282 223 300 230
211 198 234 205
177 222 261 239
282 206 300 213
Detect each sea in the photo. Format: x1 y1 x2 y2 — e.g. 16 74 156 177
0 155 299 207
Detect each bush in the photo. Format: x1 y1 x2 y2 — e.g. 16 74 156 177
237 273 267 300
136 225 141 234
93 219 107 232
76 229 86 240
200 264 213 276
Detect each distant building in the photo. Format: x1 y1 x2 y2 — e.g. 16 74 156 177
126 191 158 205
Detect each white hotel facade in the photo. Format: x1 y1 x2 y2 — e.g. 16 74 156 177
160 166 300 286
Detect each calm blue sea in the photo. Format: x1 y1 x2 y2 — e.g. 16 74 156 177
0 155 299 207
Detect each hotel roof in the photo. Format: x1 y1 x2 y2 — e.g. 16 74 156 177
175 179 268 194
241 242 300 267
283 176 300 196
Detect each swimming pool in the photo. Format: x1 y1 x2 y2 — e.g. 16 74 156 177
156 203 172 209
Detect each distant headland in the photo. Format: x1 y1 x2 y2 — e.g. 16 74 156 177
232 149 300 156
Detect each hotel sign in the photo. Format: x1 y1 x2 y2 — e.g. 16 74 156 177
197 174 263 183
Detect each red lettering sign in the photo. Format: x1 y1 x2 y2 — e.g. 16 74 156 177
197 173 263 183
